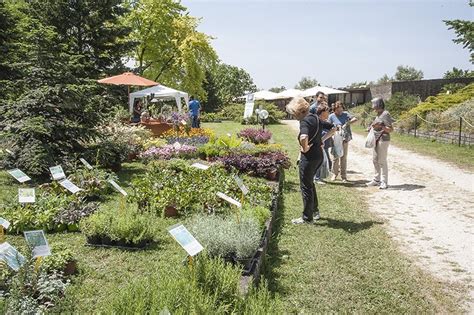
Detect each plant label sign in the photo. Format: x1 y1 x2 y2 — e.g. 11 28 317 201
168 224 203 257
49 165 66 180
181 119 187 125
244 93 255 119
79 158 93 170
108 180 128 196
0 217 11 230
191 163 209 170
24 230 51 258
59 179 81 194
233 175 249 195
5 149 13 155
7 168 31 183
0 242 25 271
216 192 242 208
18 188 35 203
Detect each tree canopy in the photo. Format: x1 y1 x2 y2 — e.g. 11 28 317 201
294 76 318 90
394 65 424 81
444 2 474 63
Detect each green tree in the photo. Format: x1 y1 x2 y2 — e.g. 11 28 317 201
444 2 474 63
0 1 20 98
214 63 257 105
268 86 286 93
376 74 393 84
394 65 424 81
294 76 318 90
347 81 368 88
127 0 217 99
201 70 220 112
443 67 474 79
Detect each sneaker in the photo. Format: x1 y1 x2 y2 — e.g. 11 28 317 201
379 181 388 189
342 179 348 183
315 180 326 185
314 212 321 220
291 217 313 224
331 174 337 181
366 180 380 187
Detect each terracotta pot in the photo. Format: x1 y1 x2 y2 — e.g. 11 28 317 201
64 260 77 276
164 205 178 218
266 169 278 181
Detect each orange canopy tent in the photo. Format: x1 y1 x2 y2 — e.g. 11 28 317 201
97 72 158 97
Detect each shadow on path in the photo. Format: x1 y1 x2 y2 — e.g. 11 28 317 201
316 218 383 234
388 184 426 191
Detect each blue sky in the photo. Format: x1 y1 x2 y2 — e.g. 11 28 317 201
181 0 473 89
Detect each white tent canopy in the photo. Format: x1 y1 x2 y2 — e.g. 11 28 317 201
238 90 279 101
273 88 304 99
302 86 348 97
129 85 189 113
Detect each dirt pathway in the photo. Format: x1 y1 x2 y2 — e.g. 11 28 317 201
282 120 474 311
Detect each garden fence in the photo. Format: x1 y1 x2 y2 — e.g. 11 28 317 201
356 110 474 147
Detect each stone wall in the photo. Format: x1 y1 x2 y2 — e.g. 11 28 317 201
368 78 474 101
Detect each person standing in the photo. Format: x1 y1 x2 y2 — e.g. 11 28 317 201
188 96 201 128
328 101 358 182
309 91 325 114
313 103 333 184
366 97 394 189
286 97 336 224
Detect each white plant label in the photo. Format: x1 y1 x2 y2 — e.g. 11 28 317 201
191 163 209 170
59 179 81 194
243 93 255 119
233 175 249 195
0 242 25 271
18 188 35 203
0 217 11 230
5 149 13 155
216 192 242 208
173 142 182 150
79 158 93 170
7 168 31 183
108 180 128 196
167 224 203 257
181 120 187 125
24 230 51 258
49 165 66 180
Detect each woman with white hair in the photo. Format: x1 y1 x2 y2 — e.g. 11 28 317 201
366 97 394 189
286 97 336 224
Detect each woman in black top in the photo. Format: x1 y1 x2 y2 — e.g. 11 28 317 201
286 97 336 224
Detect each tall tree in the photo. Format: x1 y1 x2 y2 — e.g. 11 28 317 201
394 65 424 81
268 86 286 93
444 2 474 63
443 67 474 79
127 0 217 99
201 70 220 112
213 63 257 105
294 76 318 90
376 74 393 84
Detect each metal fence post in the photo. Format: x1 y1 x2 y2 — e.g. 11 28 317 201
414 115 417 138
458 117 462 147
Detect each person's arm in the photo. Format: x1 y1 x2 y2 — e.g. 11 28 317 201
382 112 394 133
322 127 337 142
299 120 312 153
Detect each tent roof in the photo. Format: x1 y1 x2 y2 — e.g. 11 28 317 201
238 90 280 101
97 72 158 86
273 88 304 99
302 86 348 97
130 84 188 98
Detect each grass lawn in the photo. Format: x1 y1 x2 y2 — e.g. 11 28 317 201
352 124 474 172
0 121 465 313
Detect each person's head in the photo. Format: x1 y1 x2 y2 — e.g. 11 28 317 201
286 97 309 121
333 101 344 115
315 91 325 104
316 104 330 120
134 99 141 109
371 97 385 114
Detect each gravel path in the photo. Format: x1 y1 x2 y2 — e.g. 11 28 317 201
283 120 474 312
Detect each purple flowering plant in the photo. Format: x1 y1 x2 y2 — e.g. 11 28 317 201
237 128 272 144
140 144 198 160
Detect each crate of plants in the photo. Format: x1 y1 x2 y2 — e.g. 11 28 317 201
80 204 160 250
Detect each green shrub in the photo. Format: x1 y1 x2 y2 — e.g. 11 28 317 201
384 92 419 118
243 205 271 229
102 254 281 314
244 101 285 125
128 160 273 217
190 215 261 259
80 203 159 245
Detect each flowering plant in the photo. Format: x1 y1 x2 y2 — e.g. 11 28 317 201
237 128 272 144
165 136 209 147
162 126 214 138
140 144 197 160
218 151 290 179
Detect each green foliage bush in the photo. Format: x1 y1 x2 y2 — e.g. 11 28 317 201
242 205 271 229
80 203 159 245
128 160 273 217
190 215 262 259
384 92 419 118
243 101 285 125
405 83 474 118
102 254 281 314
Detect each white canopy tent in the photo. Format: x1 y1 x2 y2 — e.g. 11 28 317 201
272 89 304 99
302 86 348 97
238 90 280 101
129 85 189 113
